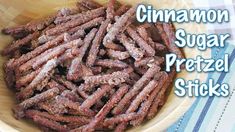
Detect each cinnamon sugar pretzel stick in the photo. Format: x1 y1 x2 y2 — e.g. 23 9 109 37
16 68 41 88
57 47 80 64
134 57 154 67
67 28 97 81
38 99 68 115
80 85 112 109
155 22 184 58
79 83 95 92
136 25 148 42
16 59 58 100
56 96 96 117
95 59 128 68
86 19 110 67
13 87 59 119
25 110 91 124
61 90 83 102
127 72 168 113
2 25 27 36
84 70 130 86
39 28 84 44
147 69 176 119
4 60 16 89
130 73 169 126
2 13 55 37
2 31 40 56
54 77 88 99
126 26 155 56
77 84 129 132
112 64 160 115
47 79 67 91
32 47 66 69
25 14 56 32
118 33 144 61
10 33 65 69
107 49 130 60
103 113 139 127
46 7 105 35
30 115 68 131
68 17 104 35
134 56 164 67
103 6 136 46
19 38 82 73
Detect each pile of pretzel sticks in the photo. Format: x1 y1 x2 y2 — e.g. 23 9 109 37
1 0 184 131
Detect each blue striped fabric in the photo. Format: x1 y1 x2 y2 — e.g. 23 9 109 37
167 44 235 132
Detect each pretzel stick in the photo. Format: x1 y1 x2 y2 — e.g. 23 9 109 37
30 115 68 131
147 69 176 119
95 59 128 68
13 87 59 119
107 49 130 60
46 7 105 35
126 26 155 56
103 113 139 127
54 77 88 99
134 56 164 67
130 73 169 126
112 64 160 115
126 72 168 113
38 99 68 115
19 38 82 73
86 19 110 67
103 6 136 46
2 25 27 36
75 84 129 132
80 85 112 109
61 90 83 102
16 59 58 100
2 13 56 36
2 31 40 55
25 110 90 124
56 96 96 117
16 68 41 88
118 33 144 61
10 33 65 69
84 70 130 86
68 17 104 35
67 28 97 81
55 10 103 24
4 60 16 89
136 25 149 42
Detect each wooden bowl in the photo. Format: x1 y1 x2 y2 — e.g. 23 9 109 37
0 0 209 131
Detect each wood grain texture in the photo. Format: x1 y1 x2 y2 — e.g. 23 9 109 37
0 0 209 132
